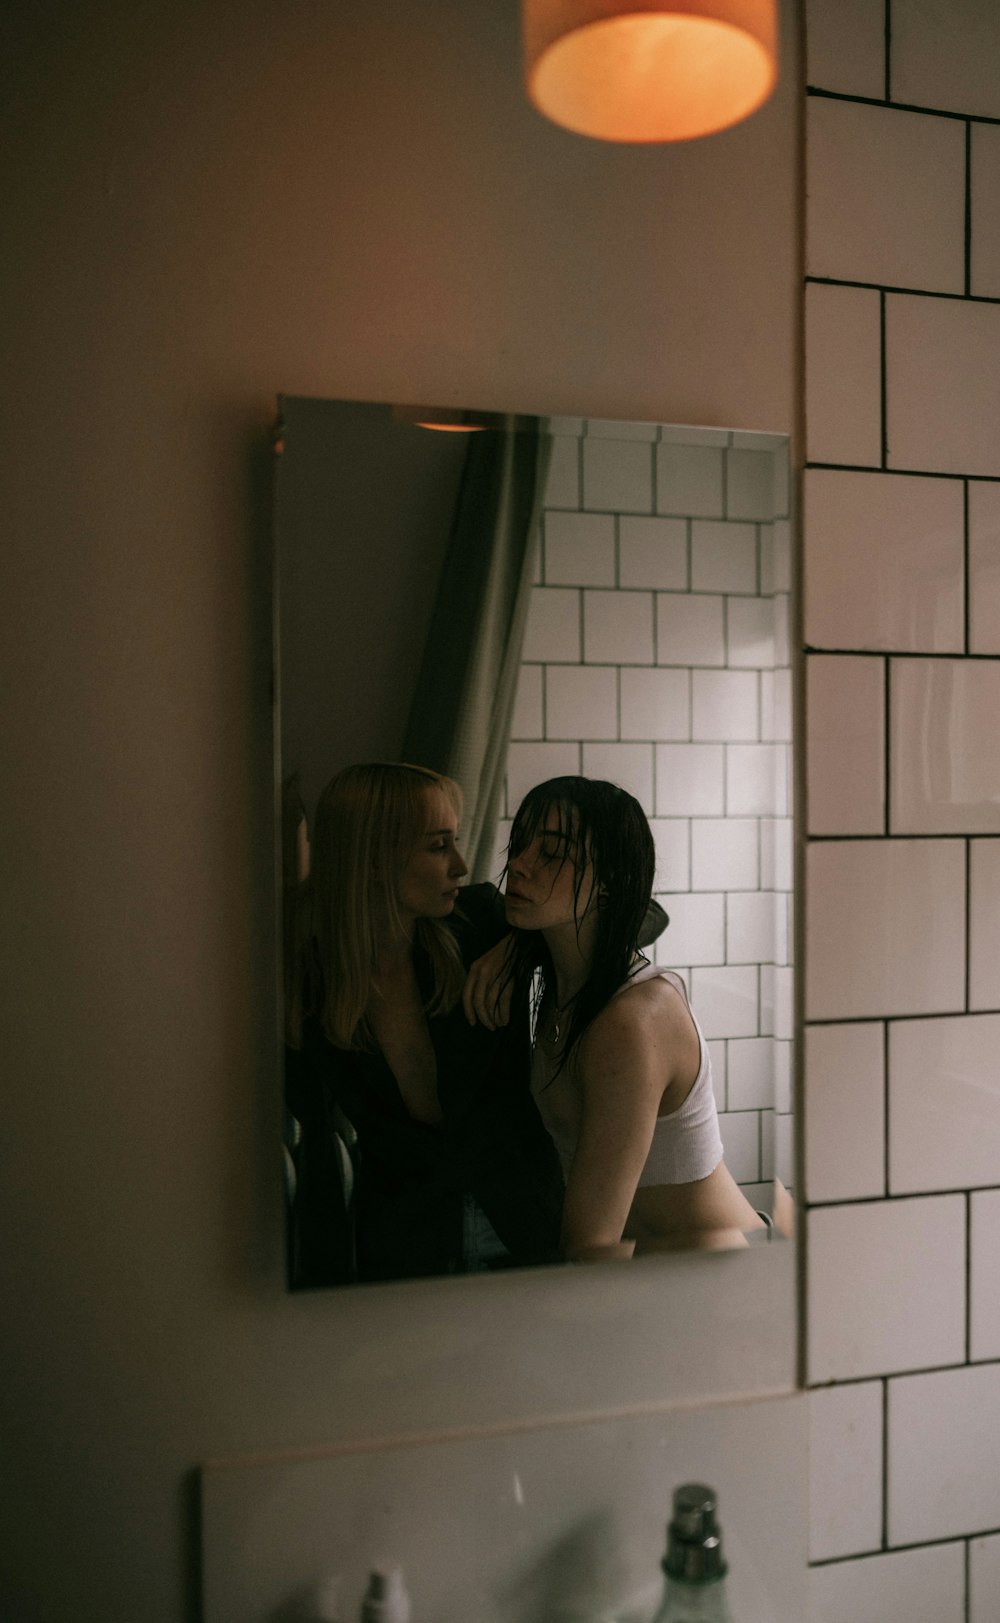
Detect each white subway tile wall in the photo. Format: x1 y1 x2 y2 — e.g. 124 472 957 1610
888 1014 1000 1193
691 520 758 593
805 0 885 99
888 1364 1000 1546
619 667 689 740
971 123 1000 300
803 468 965 652
619 515 688 589
806 654 885 835
968 480 1000 655
807 98 966 292
809 1543 966 1623
970 1189 1000 1363
805 3 1000 1605
759 815 793 892
583 588 654 664
543 510 615 586
498 424 794 1199
891 0 1000 120
804 281 882 467
727 449 781 522
969 837 1000 1010
887 295 1000 476
971 1532 1000 1623
656 592 726 665
726 596 776 668
582 435 654 513
805 838 966 1020
808 1195 966 1382
510 663 543 739
808 1380 884 1561
656 442 724 516
890 657 1000 833
804 1022 885 1203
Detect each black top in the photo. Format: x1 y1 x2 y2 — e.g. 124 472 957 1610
285 883 564 1288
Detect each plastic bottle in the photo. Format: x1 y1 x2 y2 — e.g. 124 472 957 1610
360 1567 411 1623
649 1484 734 1623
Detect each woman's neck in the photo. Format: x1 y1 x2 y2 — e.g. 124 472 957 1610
542 910 599 1008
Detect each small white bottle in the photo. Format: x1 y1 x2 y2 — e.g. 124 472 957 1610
650 1484 734 1623
360 1567 411 1623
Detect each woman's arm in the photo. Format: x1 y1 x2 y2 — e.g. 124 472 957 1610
562 982 739 1260
561 992 679 1258
461 932 518 1028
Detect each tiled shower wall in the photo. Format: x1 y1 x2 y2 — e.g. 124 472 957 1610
804 2 1000 1619
491 422 794 1203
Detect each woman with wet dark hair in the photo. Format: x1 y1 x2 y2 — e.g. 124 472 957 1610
471 776 764 1260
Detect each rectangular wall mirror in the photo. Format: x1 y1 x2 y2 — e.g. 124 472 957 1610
274 396 795 1295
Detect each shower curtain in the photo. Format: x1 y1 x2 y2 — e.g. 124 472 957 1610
402 419 550 883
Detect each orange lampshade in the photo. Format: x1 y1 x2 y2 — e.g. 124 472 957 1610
522 0 778 142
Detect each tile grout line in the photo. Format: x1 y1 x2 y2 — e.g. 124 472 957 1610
810 1529 993 1568
806 85 1000 129
883 1018 890 1199
965 838 972 1015
881 1374 889 1549
963 479 971 656
965 119 973 299
805 272 1000 307
883 656 891 838
880 290 888 470
965 1189 972 1367
806 460 1000 483
807 1184 1000 1209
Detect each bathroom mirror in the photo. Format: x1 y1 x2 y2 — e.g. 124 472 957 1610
275 395 795 1292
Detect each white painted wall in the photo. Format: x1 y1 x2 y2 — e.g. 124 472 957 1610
0 3 798 1619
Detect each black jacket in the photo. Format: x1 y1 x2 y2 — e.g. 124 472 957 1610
286 884 564 1288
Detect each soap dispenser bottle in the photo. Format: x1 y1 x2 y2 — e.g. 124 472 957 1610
650 1484 733 1623
360 1567 411 1623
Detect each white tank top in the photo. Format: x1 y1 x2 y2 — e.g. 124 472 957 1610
626 964 723 1188
531 961 723 1188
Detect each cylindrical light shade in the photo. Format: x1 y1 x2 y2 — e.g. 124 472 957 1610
522 0 778 142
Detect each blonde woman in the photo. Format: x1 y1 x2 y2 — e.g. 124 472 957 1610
289 761 563 1285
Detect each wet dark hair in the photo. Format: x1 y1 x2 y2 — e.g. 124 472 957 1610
503 777 655 1073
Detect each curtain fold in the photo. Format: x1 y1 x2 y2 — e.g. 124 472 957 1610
402 420 550 882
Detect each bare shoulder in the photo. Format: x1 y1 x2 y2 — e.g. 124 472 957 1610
578 972 697 1087
595 971 693 1041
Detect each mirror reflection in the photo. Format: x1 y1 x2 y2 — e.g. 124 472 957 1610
276 399 794 1290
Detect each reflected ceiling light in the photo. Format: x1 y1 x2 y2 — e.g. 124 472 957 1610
392 405 491 432
415 419 487 433
521 0 778 143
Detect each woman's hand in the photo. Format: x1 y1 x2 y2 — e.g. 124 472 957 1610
566 1239 636 1263
462 934 516 1028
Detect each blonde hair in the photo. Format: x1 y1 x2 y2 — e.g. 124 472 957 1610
310 762 465 1050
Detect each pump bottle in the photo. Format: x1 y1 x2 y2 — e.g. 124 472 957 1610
650 1483 734 1623
360 1567 411 1623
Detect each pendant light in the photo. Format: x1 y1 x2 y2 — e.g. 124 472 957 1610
522 0 778 143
